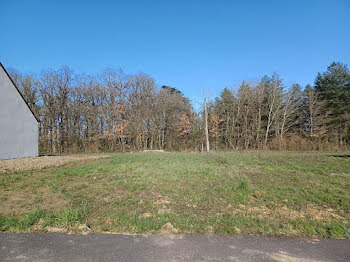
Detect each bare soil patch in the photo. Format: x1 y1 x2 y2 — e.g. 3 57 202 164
0 155 109 173
234 203 344 221
141 150 166 153
159 222 178 234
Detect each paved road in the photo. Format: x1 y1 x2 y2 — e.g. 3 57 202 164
0 233 349 261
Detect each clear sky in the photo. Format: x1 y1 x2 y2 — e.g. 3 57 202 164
1 0 349 106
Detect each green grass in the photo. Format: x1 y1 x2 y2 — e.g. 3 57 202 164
0 151 349 238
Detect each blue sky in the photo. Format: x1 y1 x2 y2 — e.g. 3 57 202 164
1 0 349 106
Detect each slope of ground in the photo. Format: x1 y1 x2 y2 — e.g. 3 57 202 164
0 152 349 238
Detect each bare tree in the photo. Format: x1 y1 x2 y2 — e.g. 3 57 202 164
9 65 348 153
263 75 283 148
279 84 302 148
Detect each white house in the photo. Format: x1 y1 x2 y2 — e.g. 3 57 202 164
0 62 39 160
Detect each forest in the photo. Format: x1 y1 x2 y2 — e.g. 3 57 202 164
9 62 350 154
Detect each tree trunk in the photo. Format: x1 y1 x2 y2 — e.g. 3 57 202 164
204 99 210 152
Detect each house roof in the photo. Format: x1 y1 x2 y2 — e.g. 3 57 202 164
0 62 39 123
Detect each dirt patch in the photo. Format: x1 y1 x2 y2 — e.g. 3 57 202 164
330 173 350 178
214 157 228 165
0 187 69 215
141 150 166 153
153 195 172 214
159 222 178 234
234 204 343 221
0 155 109 173
140 212 153 218
45 226 68 233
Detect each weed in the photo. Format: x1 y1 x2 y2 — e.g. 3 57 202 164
238 181 249 191
18 209 45 230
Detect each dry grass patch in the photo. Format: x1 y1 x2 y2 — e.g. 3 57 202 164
0 187 69 216
0 154 109 173
233 204 344 221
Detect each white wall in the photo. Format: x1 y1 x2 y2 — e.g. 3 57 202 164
0 66 38 160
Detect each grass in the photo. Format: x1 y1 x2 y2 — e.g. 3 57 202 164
0 151 349 238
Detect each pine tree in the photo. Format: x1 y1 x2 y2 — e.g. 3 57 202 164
315 62 350 145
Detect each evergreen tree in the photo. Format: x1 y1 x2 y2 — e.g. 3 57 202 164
315 62 350 119
314 62 350 144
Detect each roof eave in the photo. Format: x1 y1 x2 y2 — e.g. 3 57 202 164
0 62 40 123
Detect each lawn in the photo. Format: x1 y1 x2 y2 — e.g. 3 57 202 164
0 152 349 238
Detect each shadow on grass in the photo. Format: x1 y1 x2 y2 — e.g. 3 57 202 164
329 154 350 158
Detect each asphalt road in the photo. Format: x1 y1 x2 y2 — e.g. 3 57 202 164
0 233 349 262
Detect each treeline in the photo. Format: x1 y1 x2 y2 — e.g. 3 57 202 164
9 62 350 154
